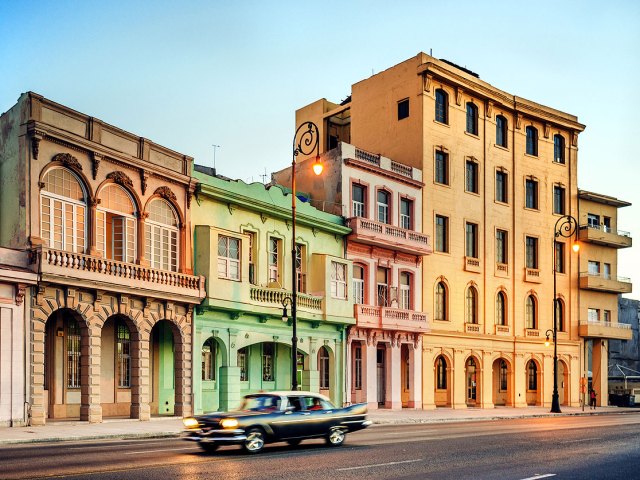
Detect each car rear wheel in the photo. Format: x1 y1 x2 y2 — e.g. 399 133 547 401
199 442 218 453
326 428 346 447
243 428 266 454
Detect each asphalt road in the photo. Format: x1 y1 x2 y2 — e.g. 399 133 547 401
1 413 639 480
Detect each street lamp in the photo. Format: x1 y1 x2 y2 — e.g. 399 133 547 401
286 121 322 391
550 214 580 413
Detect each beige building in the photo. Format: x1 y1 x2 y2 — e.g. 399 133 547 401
0 93 205 425
295 52 632 409
577 190 633 405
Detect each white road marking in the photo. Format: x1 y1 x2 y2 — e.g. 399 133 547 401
518 475 556 480
559 437 600 444
123 446 198 455
337 459 423 471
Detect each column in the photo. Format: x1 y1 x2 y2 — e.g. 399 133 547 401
29 309 47 426
388 343 402 409
452 349 467 409
131 331 150 421
303 337 319 393
513 354 527 408
366 341 378 409
480 354 494 409
421 346 436 410
409 339 422 409
80 324 102 423
592 339 608 407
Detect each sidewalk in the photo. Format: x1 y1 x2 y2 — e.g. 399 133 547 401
1 406 637 445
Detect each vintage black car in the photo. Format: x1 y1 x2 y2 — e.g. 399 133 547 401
182 391 371 454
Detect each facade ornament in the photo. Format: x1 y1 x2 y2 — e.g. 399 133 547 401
140 169 149 194
52 152 83 171
260 213 268 224
89 196 101 207
15 284 26 306
154 186 177 202
107 171 134 188
455 87 463 106
227 203 236 215
32 137 41 160
516 113 523 130
543 123 550 139
571 131 578 147
186 191 193 209
92 153 102 180
486 101 494 118
38 181 45 190
424 73 433 93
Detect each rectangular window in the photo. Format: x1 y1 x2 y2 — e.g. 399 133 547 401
526 236 538 269
352 184 366 218
238 347 248 382
588 261 600 275
353 265 365 305
555 242 565 274
397 98 409 120
217 235 241 280
262 343 274 382
354 345 362 390
465 222 478 258
376 266 389 307
435 150 449 185
319 349 330 389
495 171 508 203
465 160 478 194
435 215 449 253
587 214 600 228
604 310 611 323
246 231 257 285
603 216 611 232
268 237 280 284
399 272 411 310
67 321 81 389
525 179 538 209
116 323 131 388
331 261 347 299
496 229 508 264
588 308 599 322
400 198 413 230
553 185 566 215
377 190 390 224
295 243 307 293
604 263 611 279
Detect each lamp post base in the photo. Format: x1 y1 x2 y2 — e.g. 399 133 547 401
550 394 562 413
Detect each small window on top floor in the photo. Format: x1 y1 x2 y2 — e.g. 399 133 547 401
435 89 448 124
397 98 409 120
466 102 478 135
554 134 565 164
526 126 538 156
496 115 508 148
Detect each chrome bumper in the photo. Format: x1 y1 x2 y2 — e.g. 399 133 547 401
182 429 247 444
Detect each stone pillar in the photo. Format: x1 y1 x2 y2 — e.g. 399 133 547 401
80 324 102 423
301 369 319 393
29 309 48 426
365 341 378 409
542 353 554 408
137 213 148 266
513 354 527 408
421 346 436 410
388 343 402 409
344 337 352 405
481 354 494 409
88 197 99 256
131 331 150 421
408 339 422 409
452 350 467 409
219 366 241 411
592 339 608 407
174 325 193 418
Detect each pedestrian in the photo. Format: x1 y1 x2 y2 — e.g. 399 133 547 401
589 388 597 409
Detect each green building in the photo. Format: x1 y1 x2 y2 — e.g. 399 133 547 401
191 166 353 413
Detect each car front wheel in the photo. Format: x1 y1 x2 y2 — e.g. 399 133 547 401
243 428 266 454
326 428 346 447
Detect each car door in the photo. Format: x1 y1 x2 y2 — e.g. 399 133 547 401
272 395 313 440
303 395 336 436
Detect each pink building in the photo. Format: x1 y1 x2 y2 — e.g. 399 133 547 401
273 142 432 409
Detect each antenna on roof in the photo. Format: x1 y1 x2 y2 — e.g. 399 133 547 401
212 144 221 172
430 48 433 56
260 168 268 184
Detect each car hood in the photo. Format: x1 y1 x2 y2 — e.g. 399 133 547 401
194 410 270 422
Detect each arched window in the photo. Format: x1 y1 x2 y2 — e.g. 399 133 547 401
145 199 179 272
436 356 447 389
377 190 390 224
527 361 537 390
496 291 506 326
40 168 87 253
526 295 537 329
399 272 412 310
554 134 565 163
116 320 131 388
202 338 216 381
319 346 330 389
435 281 447 321
499 360 508 391
556 299 565 332
496 115 508 148
465 286 478 324
466 102 478 135
97 184 137 263
435 89 448 124
526 126 538 156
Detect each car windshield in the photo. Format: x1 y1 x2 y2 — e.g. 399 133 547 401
237 395 281 412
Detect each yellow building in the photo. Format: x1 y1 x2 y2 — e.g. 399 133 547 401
295 52 632 409
577 190 633 406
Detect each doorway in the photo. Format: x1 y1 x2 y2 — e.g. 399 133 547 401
376 346 386 406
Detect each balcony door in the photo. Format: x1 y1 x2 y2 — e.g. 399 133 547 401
97 184 137 264
377 267 389 307
376 346 386 406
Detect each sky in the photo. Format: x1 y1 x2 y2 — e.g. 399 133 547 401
1 0 639 299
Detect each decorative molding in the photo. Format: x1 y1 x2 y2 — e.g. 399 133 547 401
571 131 578 147
52 152 82 171
38 181 45 190
32 137 41 160
312 227 318 237
186 191 193 209
154 186 177 202
260 213 268 224
424 74 433 93
92 152 102 180
455 87 463 106
15 284 26 306
516 114 523 130
140 169 149 194
486 101 494 118
107 171 134 188
227 203 236 215
543 123 550 139
89 196 101 207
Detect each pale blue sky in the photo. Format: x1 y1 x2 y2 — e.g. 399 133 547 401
1 0 638 298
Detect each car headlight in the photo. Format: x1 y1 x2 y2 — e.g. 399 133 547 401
183 417 199 429
220 418 239 429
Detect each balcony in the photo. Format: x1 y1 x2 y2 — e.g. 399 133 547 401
250 285 322 312
347 217 432 256
579 272 632 294
579 225 632 249
354 304 429 333
579 320 633 340
524 268 542 283
37 247 205 303
464 257 481 273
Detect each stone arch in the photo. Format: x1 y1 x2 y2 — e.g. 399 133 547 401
143 188 185 227
433 352 452 407
38 161 93 201
525 356 543 406
95 175 143 216
492 356 513 407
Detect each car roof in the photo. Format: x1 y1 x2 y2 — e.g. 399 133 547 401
249 391 331 401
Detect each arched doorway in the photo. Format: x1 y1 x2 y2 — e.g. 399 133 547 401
200 336 225 413
43 308 88 420
526 359 542 406
434 355 451 407
149 320 185 416
465 357 479 407
376 344 387 407
401 344 411 408
492 358 510 406
558 360 569 406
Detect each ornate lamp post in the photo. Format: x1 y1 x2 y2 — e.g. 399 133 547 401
548 214 580 413
281 122 323 391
